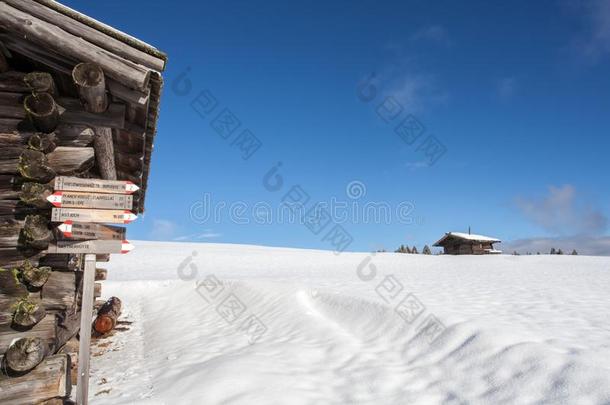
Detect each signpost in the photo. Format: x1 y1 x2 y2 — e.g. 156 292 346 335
54 176 139 194
49 177 138 405
47 191 133 210
47 239 134 254
51 208 137 224
57 221 126 240
76 254 96 405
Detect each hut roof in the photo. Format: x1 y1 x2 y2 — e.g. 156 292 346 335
433 232 501 247
0 0 167 213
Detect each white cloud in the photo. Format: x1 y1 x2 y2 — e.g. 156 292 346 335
515 185 608 235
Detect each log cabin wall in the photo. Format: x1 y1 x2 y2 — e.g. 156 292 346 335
0 1 166 403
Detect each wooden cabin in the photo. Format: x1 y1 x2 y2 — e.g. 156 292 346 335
0 1 166 403
433 232 502 255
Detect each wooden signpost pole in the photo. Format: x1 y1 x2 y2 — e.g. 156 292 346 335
76 253 96 405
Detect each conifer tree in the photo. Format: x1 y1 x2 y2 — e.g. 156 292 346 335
422 245 432 255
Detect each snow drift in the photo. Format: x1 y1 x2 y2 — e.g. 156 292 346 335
89 242 610 404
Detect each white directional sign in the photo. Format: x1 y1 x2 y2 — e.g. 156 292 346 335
51 208 137 224
56 221 126 240
47 239 134 254
53 176 139 195
47 191 133 210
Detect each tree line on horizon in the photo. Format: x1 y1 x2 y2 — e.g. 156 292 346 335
512 248 578 255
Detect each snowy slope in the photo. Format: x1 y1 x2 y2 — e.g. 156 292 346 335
89 241 610 405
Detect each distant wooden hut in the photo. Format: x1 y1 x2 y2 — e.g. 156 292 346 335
433 232 501 255
0 1 166 403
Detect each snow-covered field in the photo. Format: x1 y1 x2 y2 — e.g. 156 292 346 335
89 241 610 405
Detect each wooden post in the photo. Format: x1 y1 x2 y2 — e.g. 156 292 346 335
76 253 95 405
93 128 117 180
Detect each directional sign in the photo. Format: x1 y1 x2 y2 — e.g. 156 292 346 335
57 221 126 240
54 176 139 195
47 191 133 210
51 208 137 224
47 239 134 254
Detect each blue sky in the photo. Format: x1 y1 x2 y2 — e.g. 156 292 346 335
64 0 610 254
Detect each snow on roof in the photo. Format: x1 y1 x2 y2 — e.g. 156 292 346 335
433 232 501 246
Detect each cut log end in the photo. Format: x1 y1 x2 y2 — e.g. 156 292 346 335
20 214 52 251
72 63 108 113
93 296 121 335
5 337 48 373
18 149 56 182
23 71 57 95
21 260 51 288
12 299 46 328
23 93 59 133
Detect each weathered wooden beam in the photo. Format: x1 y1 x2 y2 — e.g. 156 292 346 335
38 253 80 271
0 3 151 91
94 128 117 180
0 71 28 92
40 270 79 311
0 174 21 200
54 124 94 147
58 97 125 129
0 118 24 132
0 90 23 104
24 93 59 133
72 63 107 113
55 310 80 353
0 314 56 354
24 71 57 96
0 248 43 268
4 0 166 71
0 354 70 404
46 146 95 175
0 33 150 107
0 200 44 218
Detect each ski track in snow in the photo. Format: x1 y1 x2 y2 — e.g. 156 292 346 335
89 242 610 405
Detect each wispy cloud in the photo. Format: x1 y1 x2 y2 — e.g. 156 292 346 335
569 0 610 62
410 25 451 45
173 229 222 241
496 77 517 100
515 185 608 235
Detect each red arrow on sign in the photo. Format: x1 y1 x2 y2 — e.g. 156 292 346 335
57 219 74 237
121 240 135 254
47 191 63 207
